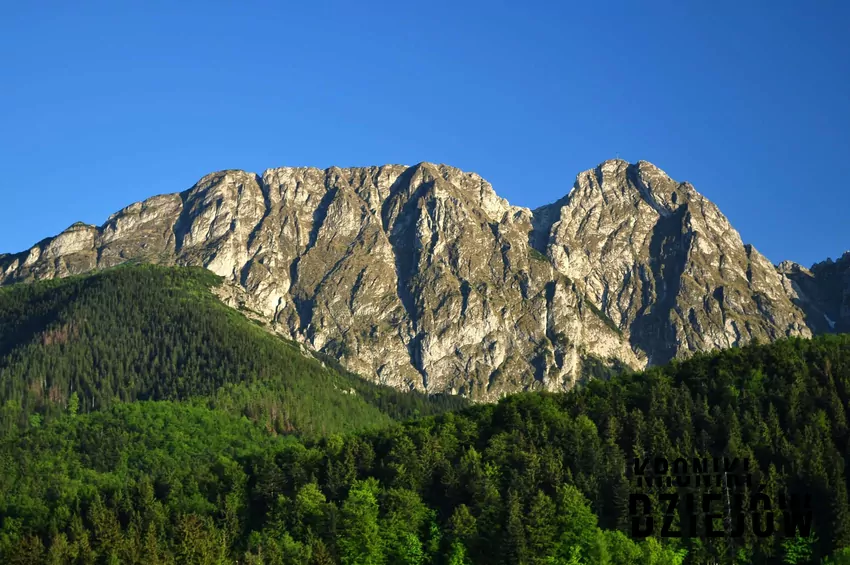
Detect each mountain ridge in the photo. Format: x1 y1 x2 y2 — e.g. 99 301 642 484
1 158 845 400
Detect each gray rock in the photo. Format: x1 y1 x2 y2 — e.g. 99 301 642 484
0 159 831 399
533 159 811 366
777 252 850 333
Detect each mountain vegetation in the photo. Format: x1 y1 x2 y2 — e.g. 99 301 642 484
0 264 466 438
1 265 849 564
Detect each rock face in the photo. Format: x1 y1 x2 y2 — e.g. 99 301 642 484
777 252 850 334
0 159 826 399
532 159 811 366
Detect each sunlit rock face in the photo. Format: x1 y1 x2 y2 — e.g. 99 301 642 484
0 159 821 400
532 159 810 367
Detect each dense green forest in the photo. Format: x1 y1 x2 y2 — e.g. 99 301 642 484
0 264 466 437
0 396 691 564
2 265 850 564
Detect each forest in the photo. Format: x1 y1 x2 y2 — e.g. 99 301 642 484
0 264 466 438
1 265 850 564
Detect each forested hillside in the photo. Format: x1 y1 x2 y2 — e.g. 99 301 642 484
2 323 850 562
0 264 466 437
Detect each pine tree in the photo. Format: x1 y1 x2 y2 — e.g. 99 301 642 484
525 490 556 564
502 490 527 565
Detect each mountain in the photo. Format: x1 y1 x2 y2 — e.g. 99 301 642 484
0 264 466 437
4 333 850 564
778 251 850 334
532 159 812 365
0 159 835 400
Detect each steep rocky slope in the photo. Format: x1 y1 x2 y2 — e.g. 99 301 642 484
532 159 811 366
0 159 824 399
778 251 850 334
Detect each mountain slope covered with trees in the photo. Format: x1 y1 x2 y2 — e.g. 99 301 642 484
2 291 850 564
0 264 467 438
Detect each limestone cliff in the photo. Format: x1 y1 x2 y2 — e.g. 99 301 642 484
532 159 811 366
0 159 826 399
778 252 850 334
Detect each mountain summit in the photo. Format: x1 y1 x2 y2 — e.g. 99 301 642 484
532 159 812 365
1 159 844 399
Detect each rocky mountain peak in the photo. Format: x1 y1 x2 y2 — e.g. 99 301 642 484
779 251 850 333
531 158 809 365
777 260 809 275
0 159 834 399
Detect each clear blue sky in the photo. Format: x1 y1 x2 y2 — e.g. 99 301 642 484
1 0 848 267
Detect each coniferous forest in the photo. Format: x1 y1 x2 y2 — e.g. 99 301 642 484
1 265 850 564
0 265 467 438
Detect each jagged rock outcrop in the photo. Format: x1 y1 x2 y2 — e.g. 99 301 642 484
531 159 811 365
0 159 826 399
778 252 850 334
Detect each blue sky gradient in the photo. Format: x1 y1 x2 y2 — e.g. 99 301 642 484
1 0 848 266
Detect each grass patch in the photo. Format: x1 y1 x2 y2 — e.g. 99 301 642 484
583 297 623 336
528 248 549 263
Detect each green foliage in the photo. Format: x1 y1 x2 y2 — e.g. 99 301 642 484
0 264 467 437
784 531 818 564
3 265 850 563
528 248 550 263
823 547 850 564
0 396 689 563
338 479 383 565
582 297 623 336
67 391 79 417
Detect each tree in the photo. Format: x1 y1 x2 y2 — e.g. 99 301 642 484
448 505 477 545
502 490 527 565
45 533 71 565
338 478 384 565
446 541 471 565
526 491 557 564
551 485 606 564
782 531 817 564
382 489 429 565
822 547 850 565
7 535 44 565
68 391 79 417
293 483 330 540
